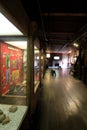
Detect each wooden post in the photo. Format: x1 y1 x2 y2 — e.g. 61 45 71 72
43 51 46 78
26 36 34 106
39 49 41 83
0 43 1 96
26 21 38 115
79 46 82 79
84 49 87 84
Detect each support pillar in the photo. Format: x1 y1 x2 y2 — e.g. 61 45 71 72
43 51 46 78
39 49 42 83
27 36 34 106
0 44 1 96
79 46 82 79
26 21 38 114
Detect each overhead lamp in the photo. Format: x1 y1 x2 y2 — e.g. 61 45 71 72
73 43 79 47
54 56 60 60
46 53 50 58
34 50 39 54
36 56 39 60
34 46 38 49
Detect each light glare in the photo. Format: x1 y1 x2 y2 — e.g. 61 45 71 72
0 13 23 35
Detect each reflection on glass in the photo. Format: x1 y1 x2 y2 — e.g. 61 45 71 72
34 48 40 86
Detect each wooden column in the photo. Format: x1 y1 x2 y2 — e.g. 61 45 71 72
79 46 82 79
26 36 34 106
39 49 41 83
0 44 1 96
43 51 46 78
84 49 87 84
26 22 38 111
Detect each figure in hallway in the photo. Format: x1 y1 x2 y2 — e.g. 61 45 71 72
51 69 56 76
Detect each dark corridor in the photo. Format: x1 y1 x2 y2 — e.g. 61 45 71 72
29 68 87 130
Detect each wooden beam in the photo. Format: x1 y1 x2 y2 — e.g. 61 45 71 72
46 32 74 35
42 13 87 17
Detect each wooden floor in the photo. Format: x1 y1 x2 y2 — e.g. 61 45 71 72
29 68 87 130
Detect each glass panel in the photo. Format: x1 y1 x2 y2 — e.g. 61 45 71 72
0 42 27 99
34 48 40 89
41 53 44 78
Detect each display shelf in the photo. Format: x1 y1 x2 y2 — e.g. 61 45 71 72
0 104 28 130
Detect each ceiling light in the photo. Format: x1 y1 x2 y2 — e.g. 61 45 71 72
73 43 79 47
54 56 60 60
34 50 39 54
36 56 39 60
46 53 50 58
34 46 38 49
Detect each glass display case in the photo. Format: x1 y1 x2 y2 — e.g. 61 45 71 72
0 42 28 129
0 42 26 96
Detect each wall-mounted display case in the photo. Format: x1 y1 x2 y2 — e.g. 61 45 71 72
0 42 23 95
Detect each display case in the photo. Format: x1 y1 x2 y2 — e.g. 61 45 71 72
0 42 27 96
0 42 28 129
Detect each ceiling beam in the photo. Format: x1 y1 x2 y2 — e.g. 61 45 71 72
42 13 87 17
46 32 74 35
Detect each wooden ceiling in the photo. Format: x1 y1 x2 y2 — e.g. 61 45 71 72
0 0 87 53
21 0 87 53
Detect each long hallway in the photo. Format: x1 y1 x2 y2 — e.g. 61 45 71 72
29 68 87 130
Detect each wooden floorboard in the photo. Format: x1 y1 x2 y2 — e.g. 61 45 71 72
29 68 87 130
